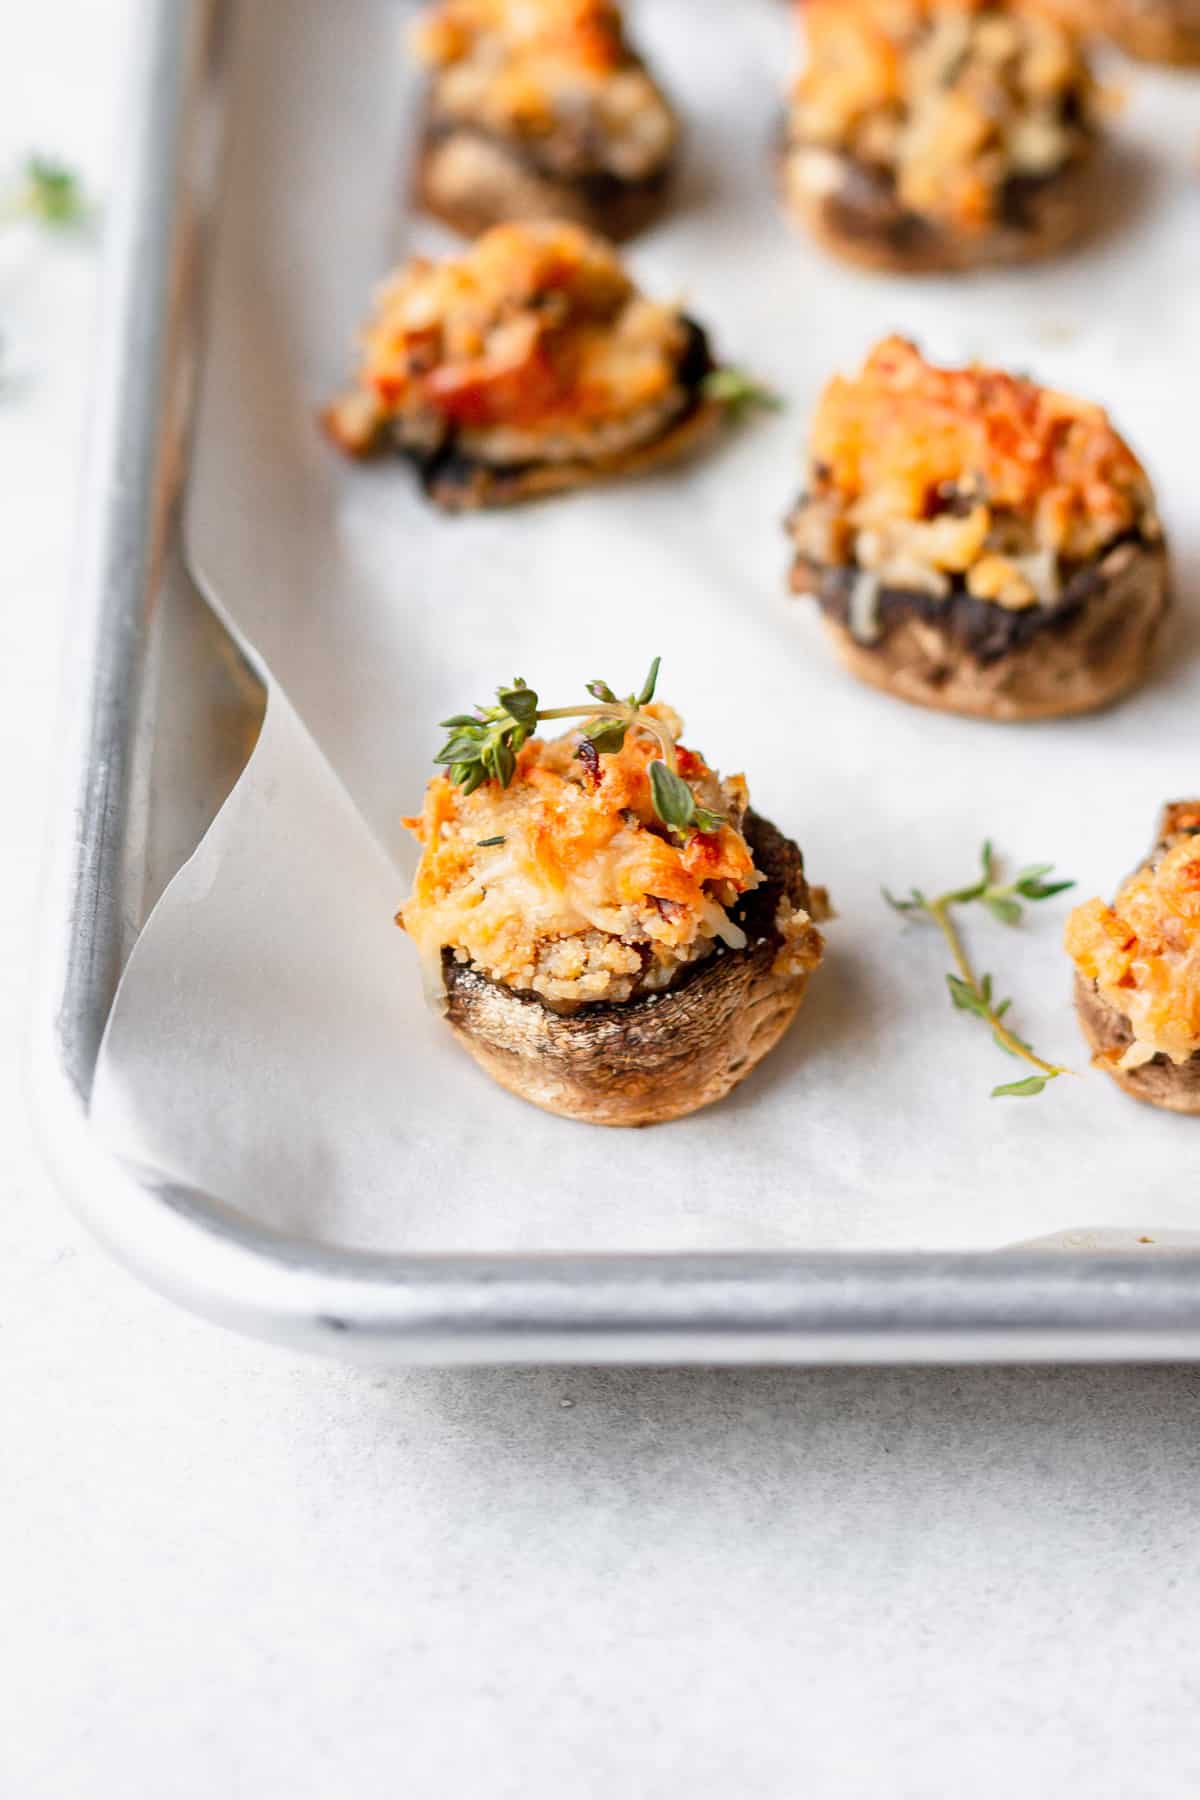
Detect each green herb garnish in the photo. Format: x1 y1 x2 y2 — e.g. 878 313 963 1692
435 658 724 840
702 366 782 421
647 760 725 837
3 155 87 229
885 840 1075 1099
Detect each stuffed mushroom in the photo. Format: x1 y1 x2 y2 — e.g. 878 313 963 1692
409 0 679 239
1047 0 1200 63
781 0 1101 274
786 337 1169 721
398 664 828 1126
323 222 727 510
1065 802 1200 1113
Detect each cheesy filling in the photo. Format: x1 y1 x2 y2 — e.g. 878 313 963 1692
786 0 1096 237
412 0 677 183
1066 808 1200 1068
399 709 816 1012
325 222 694 465
790 337 1158 613
1044 0 1200 60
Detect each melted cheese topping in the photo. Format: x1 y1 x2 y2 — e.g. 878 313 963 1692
415 0 627 77
412 0 676 180
324 222 689 459
789 0 1095 235
399 709 766 1010
790 336 1156 608
1066 808 1200 1067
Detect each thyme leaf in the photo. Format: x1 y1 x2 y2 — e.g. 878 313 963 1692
992 1075 1050 1099
884 841 1076 1099
647 760 723 837
701 366 782 421
4 155 87 229
434 660 723 839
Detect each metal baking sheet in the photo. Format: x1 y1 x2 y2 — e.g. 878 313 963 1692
32 0 1200 1363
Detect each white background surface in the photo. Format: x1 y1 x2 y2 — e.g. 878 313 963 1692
4 4 1200 1796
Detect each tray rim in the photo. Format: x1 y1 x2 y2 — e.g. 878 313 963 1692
29 0 1200 1366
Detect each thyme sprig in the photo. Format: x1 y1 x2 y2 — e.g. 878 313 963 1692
2 155 87 229
885 841 1076 1099
435 658 724 839
702 366 782 421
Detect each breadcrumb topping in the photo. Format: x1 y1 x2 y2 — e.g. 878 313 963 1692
415 0 628 73
412 0 676 182
791 337 1158 609
1066 804 1200 1068
399 708 787 1011
788 0 1096 236
324 222 691 463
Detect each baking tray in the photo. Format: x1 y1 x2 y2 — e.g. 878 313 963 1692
31 0 1200 1364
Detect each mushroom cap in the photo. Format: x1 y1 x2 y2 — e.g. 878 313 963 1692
791 538 1169 722
1075 973 1200 1115
441 810 821 1126
416 120 675 242
1072 800 1200 1115
781 149 1096 274
418 388 722 511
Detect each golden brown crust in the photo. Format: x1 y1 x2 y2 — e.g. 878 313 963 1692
1159 801 1200 843
1065 801 1200 1075
1048 0 1200 63
410 0 678 235
422 394 723 511
796 539 1169 722
401 713 763 1008
441 811 820 1126
1075 973 1200 1113
324 221 720 506
798 337 1156 568
415 124 671 241
784 153 1092 275
782 0 1099 271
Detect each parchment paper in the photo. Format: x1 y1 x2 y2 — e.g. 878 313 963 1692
91 0 1200 1251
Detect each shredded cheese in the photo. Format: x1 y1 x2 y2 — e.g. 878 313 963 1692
789 0 1096 236
411 0 676 181
790 337 1157 608
399 710 764 1010
324 222 690 462
1066 810 1200 1067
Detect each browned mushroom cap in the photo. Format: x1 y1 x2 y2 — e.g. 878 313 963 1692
1073 801 1200 1115
416 121 674 243
780 150 1094 276
790 538 1169 723
1075 976 1200 1114
419 391 724 513
441 811 823 1126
